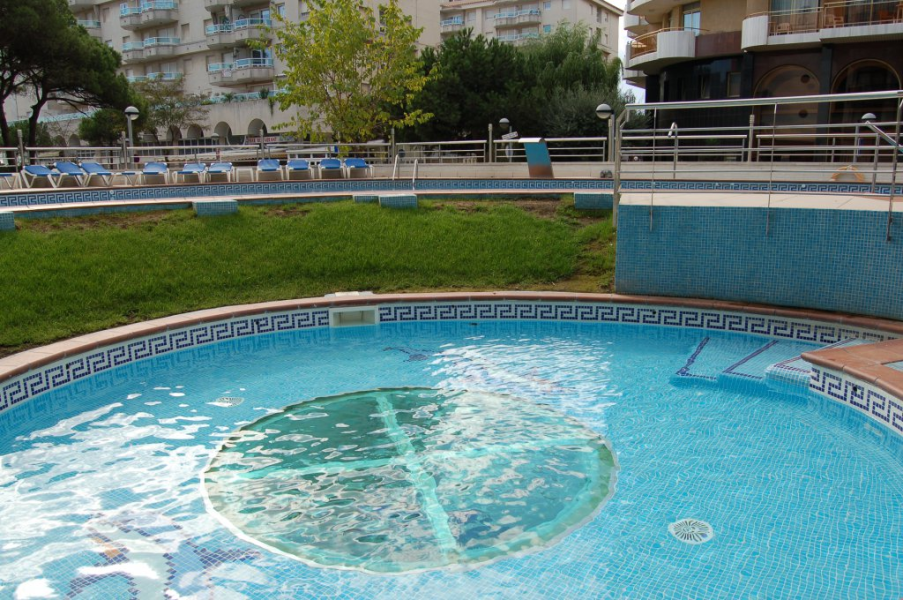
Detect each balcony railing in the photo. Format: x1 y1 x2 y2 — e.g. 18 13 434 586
234 17 272 30
77 19 101 29
629 26 703 58
440 17 464 27
206 24 233 34
762 0 903 35
146 71 182 81
122 41 145 51
143 36 180 47
234 57 274 69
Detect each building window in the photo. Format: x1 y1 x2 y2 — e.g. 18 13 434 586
543 1 551 9
467 11 475 22
276 4 285 18
543 24 552 32
699 74 711 99
727 72 742 97
682 2 701 33
596 7 601 22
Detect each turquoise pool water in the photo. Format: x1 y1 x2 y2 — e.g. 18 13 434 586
0 321 901 598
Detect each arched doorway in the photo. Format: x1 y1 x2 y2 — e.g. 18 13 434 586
247 119 267 143
754 65 821 129
214 121 233 144
831 60 901 123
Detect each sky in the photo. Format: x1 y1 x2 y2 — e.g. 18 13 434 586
612 0 647 103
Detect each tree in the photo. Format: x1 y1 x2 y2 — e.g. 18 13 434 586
23 26 132 146
406 31 521 141
133 79 207 140
264 0 432 143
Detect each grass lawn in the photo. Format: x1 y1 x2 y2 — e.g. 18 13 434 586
0 197 615 356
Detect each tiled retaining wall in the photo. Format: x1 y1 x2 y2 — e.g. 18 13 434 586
2 296 901 436
810 366 903 435
4 179 902 211
616 205 903 321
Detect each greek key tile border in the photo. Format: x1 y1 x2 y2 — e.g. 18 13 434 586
0 309 329 413
377 302 893 345
810 366 903 436
1 300 899 426
4 179 899 210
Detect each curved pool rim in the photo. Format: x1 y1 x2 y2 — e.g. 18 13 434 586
2 292 902 437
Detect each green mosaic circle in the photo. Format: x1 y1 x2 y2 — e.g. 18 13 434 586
203 388 618 573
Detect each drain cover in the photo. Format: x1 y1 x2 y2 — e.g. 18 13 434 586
203 387 619 573
669 518 714 544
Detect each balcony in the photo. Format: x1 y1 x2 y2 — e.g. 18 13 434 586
121 41 145 63
68 0 98 9
742 1 903 50
497 32 540 45
494 10 541 29
233 17 272 45
440 17 465 35
624 12 653 37
146 72 183 82
233 0 267 8
206 24 235 49
120 1 179 31
627 27 696 70
143 37 180 60
627 0 685 18
208 58 275 87
204 0 228 10
76 19 102 39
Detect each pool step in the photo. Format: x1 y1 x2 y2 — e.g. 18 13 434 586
672 336 864 390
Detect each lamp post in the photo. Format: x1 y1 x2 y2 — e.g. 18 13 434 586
595 103 613 163
124 105 139 164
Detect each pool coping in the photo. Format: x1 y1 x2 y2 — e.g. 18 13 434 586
2 292 902 435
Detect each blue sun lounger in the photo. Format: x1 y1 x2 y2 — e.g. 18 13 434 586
207 162 233 182
256 158 283 181
286 159 311 180
54 161 88 187
142 162 169 184
344 158 373 178
0 172 20 190
175 162 207 183
21 165 63 188
318 158 345 179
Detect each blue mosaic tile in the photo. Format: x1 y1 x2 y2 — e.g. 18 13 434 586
0 210 14 231
616 204 903 321
194 200 238 216
574 192 613 210
379 194 418 209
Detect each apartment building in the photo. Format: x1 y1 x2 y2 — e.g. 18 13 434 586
8 0 439 145
439 0 623 60
624 0 903 127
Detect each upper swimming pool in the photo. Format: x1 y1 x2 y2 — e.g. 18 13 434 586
1 315 901 599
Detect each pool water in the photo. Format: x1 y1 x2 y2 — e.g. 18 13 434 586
0 320 901 599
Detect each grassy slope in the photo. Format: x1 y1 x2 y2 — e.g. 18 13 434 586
0 199 615 355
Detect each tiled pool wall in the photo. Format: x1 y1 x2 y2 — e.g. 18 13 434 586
3 179 902 211
811 366 903 435
2 299 900 437
616 205 903 321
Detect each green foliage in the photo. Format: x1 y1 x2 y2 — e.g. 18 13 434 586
406 32 521 141
78 109 128 146
408 24 637 140
134 79 208 138
263 0 432 143
0 0 131 146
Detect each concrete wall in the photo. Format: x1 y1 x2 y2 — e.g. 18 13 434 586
615 199 903 321
700 0 745 33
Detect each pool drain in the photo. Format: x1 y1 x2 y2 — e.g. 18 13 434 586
669 518 714 544
203 387 619 573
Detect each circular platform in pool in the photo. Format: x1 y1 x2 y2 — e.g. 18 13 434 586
202 387 619 573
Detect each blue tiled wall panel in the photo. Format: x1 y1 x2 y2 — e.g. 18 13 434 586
194 200 238 216
0 211 14 231
615 205 903 321
380 194 418 209
574 192 613 210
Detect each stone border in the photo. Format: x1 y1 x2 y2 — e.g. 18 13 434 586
2 292 902 435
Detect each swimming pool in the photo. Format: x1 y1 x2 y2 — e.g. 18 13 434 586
1 311 901 598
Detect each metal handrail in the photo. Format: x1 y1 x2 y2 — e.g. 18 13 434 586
412 159 418 191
